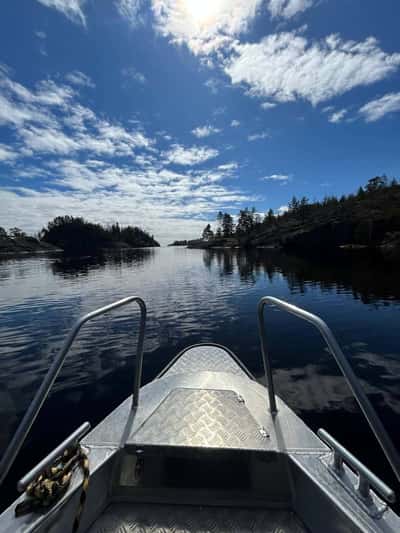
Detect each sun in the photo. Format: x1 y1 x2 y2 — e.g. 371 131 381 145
182 0 219 26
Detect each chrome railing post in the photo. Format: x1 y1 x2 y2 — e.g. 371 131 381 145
0 296 146 487
258 296 400 485
257 300 278 415
132 298 146 408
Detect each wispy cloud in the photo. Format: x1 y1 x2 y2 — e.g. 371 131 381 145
277 205 289 215
0 65 153 158
204 78 220 94
192 125 221 138
163 144 219 165
267 0 314 19
121 66 147 85
213 107 226 116
328 109 347 123
230 119 240 127
262 174 290 182
36 0 87 26
65 70 95 88
151 0 263 55
248 131 270 141
0 143 17 162
116 0 145 27
35 30 48 56
359 92 400 122
261 102 276 110
225 32 400 106
0 66 254 242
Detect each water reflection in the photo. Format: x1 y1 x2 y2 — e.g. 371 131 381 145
50 248 155 278
203 248 400 305
0 247 399 510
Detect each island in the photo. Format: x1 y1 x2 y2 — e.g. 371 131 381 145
0 216 160 256
168 240 188 246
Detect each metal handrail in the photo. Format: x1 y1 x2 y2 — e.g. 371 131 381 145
0 296 146 487
318 429 395 503
17 422 91 493
258 295 400 485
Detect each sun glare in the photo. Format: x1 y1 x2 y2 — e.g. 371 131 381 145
182 0 219 26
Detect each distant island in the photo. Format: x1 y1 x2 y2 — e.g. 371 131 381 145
0 216 160 256
189 176 400 259
168 240 188 246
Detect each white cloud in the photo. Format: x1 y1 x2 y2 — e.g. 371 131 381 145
20 125 79 154
164 144 219 165
0 66 153 158
192 125 221 138
328 109 347 123
35 31 48 56
116 0 144 27
277 205 289 215
0 66 256 244
261 102 276 110
36 0 87 26
152 0 263 55
248 131 270 141
122 66 147 85
213 106 226 116
218 162 238 171
262 174 290 181
267 0 314 19
204 78 220 94
359 92 400 122
230 119 240 127
65 71 95 88
225 32 400 106
35 80 76 107
0 143 17 162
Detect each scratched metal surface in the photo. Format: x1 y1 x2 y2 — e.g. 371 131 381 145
132 388 270 450
87 502 307 533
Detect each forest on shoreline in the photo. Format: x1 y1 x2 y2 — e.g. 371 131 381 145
188 176 400 259
0 216 159 255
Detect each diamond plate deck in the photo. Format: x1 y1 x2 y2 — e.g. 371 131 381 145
87 502 307 533
161 345 249 378
131 388 269 450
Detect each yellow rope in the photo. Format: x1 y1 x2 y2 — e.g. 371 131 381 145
15 444 90 533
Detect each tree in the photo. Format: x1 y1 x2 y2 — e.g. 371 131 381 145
236 208 255 235
0 227 7 238
216 228 222 238
9 227 26 239
254 213 262 227
357 186 365 198
216 211 223 231
288 196 300 212
298 197 310 222
202 224 214 241
40 216 159 253
366 176 388 193
266 208 275 225
222 213 234 237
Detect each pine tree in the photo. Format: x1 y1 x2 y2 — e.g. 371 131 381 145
222 213 234 237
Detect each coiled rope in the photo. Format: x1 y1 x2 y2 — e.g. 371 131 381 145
15 444 90 533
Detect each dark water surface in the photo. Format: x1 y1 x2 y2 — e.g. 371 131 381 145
1 247 400 510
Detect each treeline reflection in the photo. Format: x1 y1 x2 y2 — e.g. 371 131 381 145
203 248 400 305
50 248 155 278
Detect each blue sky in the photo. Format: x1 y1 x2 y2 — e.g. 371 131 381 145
0 0 399 243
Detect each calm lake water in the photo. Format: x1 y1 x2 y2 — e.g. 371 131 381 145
1 246 400 509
